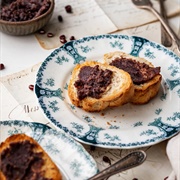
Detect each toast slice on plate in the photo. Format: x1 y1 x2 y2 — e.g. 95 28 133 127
104 51 162 104
68 61 134 112
0 134 62 180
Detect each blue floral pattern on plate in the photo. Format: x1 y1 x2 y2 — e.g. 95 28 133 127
0 120 98 180
35 34 180 149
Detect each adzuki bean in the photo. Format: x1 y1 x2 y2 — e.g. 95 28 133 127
0 0 51 22
28 84 34 91
60 39 67 44
0 63 5 70
59 34 67 44
102 156 111 165
58 15 63 22
38 29 46 34
65 5 72 13
47 32 54 37
59 35 66 40
70 36 75 41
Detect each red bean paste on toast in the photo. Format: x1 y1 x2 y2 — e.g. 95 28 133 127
110 57 160 85
0 140 50 180
74 65 113 100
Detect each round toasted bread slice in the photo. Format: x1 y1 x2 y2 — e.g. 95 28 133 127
0 134 62 180
68 61 134 112
104 51 162 104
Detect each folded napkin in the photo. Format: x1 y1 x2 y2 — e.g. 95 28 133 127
166 133 180 180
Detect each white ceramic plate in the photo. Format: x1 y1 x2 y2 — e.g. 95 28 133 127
0 120 98 180
35 34 180 149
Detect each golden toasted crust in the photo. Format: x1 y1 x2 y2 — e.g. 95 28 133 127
68 61 134 112
0 134 62 180
132 74 162 104
103 51 162 104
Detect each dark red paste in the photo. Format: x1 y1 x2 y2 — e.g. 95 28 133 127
0 140 50 180
74 65 113 100
110 57 160 85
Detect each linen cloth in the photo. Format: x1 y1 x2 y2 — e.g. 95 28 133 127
167 133 180 180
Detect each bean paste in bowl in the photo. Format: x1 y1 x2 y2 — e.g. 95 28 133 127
0 0 51 22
